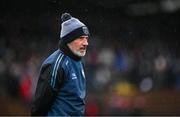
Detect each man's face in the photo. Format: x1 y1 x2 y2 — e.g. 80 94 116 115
67 35 89 57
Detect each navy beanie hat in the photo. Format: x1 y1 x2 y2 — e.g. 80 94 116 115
60 13 90 44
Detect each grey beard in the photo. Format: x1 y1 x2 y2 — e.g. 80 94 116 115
70 49 86 57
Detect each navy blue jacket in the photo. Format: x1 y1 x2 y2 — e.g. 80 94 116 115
31 48 86 116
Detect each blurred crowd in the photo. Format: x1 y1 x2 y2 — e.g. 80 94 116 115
0 11 180 115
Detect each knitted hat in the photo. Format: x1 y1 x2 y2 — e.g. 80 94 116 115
60 13 89 44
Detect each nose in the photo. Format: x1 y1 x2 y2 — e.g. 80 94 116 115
82 37 88 46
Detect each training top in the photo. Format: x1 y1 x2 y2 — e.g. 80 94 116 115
31 49 86 116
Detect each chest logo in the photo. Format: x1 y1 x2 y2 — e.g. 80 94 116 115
71 73 77 79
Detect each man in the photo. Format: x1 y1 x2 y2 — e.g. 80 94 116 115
31 13 89 116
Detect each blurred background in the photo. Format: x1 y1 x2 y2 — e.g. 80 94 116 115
0 0 180 115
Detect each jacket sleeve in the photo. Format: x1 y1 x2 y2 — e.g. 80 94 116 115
31 64 64 116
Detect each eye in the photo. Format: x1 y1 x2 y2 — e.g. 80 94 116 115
85 36 89 40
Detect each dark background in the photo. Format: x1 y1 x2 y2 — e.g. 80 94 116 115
0 0 180 115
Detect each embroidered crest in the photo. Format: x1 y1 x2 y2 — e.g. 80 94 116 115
82 27 89 35
71 73 77 79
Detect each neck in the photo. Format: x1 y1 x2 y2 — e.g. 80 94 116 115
59 41 82 61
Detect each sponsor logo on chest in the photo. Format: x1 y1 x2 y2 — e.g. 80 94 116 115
71 73 77 79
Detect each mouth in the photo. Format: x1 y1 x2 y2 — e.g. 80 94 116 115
80 48 86 53
80 46 87 51
80 49 86 52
